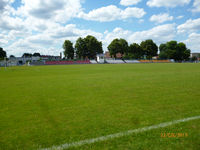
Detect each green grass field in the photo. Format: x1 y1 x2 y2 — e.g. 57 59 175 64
0 63 200 150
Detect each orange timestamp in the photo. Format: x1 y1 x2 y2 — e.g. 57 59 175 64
161 132 188 138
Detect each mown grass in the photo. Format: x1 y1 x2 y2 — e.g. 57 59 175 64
0 63 200 150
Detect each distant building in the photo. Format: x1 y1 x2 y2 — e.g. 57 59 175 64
104 51 123 59
96 54 104 63
191 53 200 57
190 53 200 61
40 55 61 61
5 55 61 66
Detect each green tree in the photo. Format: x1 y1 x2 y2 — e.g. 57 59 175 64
0 47 6 59
108 38 128 58
84 35 103 59
159 51 168 59
140 39 158 59
63 40 74 59
33 53 41 57
191 56 198 62
128 43 144 59
177 42 190 61
75 37 88 59
75 36 103 59
159 44 168 59
9 55 15 58
160 41 191 61
159 44 167 53
22 53 32 58
165 41 177 59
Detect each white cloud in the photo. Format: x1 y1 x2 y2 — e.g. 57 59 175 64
0 39 8 45
0 15 25 31
0 0 16 19
78 5 146 22
1 0 199 56
0 0 8 12
121 7 146 19
120 0 141 6
103 24 176 49
5 23 103 56
150 13 173 24
0 0 14 12
104 27 132 44
6 23 176 56
128 24 176 43
183 33 200 52
191 0 200 13
177 18 200 33
48 24 103 40
16 0 82 23
177 16 184 19
78 5 121 22
0 33 9 45
147 0 191 7
139 19 144 23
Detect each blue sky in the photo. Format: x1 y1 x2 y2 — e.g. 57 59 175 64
0 0 200 56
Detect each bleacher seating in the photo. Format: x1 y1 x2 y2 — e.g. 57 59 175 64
139 60 152 63
139 60 171 63
152 60 171 63
45 60 91 65
90 60 98 64
105 59 125 64
30 61 45 66
124 60 140 63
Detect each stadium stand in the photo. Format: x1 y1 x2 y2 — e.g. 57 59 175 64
139 60 171 63
139 60 152 63
105 59 125 64
90 60 98 64
30 61 45 66
152 60 171 63
124 60 140 63
45 60 91 65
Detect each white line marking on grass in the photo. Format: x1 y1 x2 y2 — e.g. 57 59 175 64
39 115 200 150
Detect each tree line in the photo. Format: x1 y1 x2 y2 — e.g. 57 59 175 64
63 35 191 61
63 35 103 60
0 36 193 62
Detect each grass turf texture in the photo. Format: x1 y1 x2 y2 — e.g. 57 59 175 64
0 63 200 150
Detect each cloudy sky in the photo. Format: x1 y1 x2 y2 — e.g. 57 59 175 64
0 0 200 56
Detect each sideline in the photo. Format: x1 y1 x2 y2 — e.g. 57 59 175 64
39 115 200 150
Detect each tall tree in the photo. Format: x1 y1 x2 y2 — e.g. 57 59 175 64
159 44 167 53
9 55 15 58
0 47 6 59
75 36 103 59
176 42 190 61
63 40 74 59
75 37 88 59
159 41 191 61
140 39 158 59
33 53 41 57
159 44 168 59
165 41 177 59
84 35 103 59
128 43 144 59
107 38 128 58
22 53 32 58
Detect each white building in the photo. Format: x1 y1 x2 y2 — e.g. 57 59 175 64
96 54 105 63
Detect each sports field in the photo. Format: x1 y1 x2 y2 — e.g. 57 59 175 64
0 63 200 150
